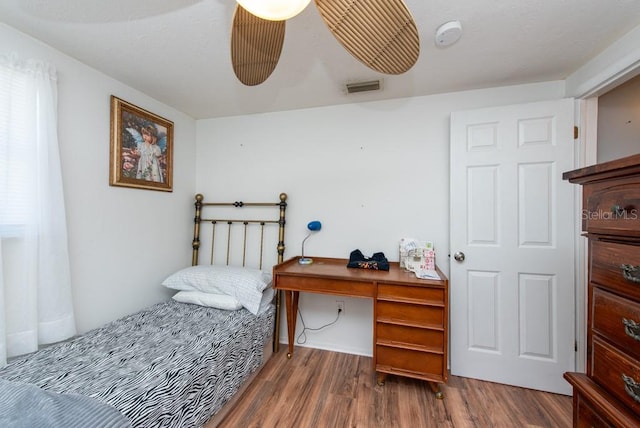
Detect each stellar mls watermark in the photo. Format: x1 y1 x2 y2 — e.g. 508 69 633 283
582 208 639 220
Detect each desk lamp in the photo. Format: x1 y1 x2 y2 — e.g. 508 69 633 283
299 220 322 265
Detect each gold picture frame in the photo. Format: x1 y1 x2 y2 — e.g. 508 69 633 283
109 96 173 192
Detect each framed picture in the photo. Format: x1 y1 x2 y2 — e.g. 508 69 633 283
109 96 173 192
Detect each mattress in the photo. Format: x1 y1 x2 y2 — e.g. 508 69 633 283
0 300 275 428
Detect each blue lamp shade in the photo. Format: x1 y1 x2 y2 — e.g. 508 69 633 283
307 221 322 231
299 220 322 265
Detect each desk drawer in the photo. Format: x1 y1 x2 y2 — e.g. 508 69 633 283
275 275 374 297
376 301 444 328
376 323 443 350
593 287 640 360
591 337 640 415
376 345 444 380
378 283 444 304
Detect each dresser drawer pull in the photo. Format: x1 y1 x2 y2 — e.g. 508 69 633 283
612 205 626 217
622 374 640 403
623 318 640 341
621 264 640 284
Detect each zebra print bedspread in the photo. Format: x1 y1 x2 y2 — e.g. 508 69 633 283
0 300 275 428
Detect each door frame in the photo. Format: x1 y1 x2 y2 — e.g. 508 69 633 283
572 98 597 373
571 56 640 371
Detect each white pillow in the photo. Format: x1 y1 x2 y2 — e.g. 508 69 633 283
162 265 272 293
257 287 275 315
172 290 243 311
163 265 273 315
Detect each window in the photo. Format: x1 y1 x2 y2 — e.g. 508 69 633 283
0 63 32 237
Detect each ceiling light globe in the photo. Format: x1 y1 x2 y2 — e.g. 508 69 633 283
236 0 311 21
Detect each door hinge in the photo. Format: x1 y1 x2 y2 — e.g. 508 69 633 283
575 341 578 352
574 126 579 139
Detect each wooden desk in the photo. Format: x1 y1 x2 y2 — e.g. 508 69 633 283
273 256 449 397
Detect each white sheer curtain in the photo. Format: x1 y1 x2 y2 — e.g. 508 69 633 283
0 54 76 368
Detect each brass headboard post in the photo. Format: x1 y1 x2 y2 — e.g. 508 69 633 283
192 194 203 266
277 192 287 263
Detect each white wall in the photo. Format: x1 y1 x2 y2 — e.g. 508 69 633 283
1 24 197 334
597 74 640 162
196 80 566 356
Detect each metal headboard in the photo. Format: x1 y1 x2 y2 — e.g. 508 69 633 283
190 193 287 352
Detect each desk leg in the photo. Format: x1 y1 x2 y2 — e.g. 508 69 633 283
285 290 299 359
428 382 444 399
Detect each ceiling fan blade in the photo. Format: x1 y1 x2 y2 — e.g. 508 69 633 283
231 5 286 86
314 0 420 75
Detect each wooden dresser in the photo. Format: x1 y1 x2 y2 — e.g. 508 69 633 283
274 256 448 397
563 154 640 427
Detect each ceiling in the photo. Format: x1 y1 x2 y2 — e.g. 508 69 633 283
2 0 640 119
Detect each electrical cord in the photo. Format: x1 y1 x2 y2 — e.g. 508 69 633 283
296 307 342 345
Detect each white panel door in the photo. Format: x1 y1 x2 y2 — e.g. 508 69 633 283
450 99 575 394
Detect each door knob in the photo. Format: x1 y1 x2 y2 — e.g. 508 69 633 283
453 251 465 262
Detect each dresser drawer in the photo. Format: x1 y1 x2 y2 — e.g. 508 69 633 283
376 301 444 328
591 240 640 301
593 287 640 360
376 323 443 350
376 345 444 380
591 337 640 415
584 178 640 236
378 283 444 304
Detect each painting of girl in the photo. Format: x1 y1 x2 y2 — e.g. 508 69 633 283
110 96 173 191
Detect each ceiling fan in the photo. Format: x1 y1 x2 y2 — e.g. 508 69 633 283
230 0 420 86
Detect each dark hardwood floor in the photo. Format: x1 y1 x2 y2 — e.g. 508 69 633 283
218 346 573 427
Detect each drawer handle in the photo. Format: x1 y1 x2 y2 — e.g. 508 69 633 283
612 205 626 217
622 374 640 403
623 318 640 341
621 264 640 284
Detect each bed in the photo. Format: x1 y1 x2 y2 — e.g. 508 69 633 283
0 193 288 428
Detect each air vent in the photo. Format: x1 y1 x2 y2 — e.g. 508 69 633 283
346 80 381 94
